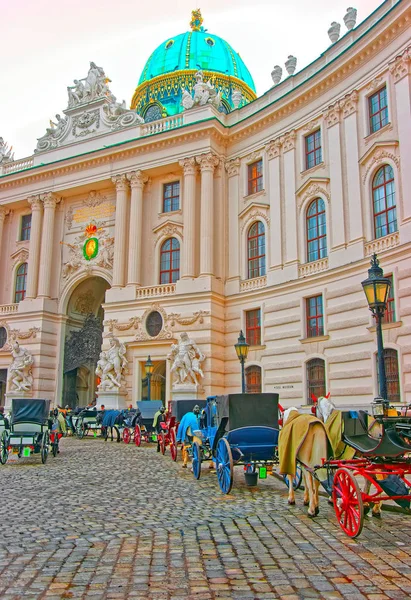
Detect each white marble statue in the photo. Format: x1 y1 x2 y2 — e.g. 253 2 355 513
168 332 205 385
66 62 109 108
181 70 222 111
0 137 14 163
8 342 34 392
96 337 127 391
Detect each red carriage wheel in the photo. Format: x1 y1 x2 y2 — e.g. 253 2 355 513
134 425 141 447
170 427 177 461
159 432 166 455
123 428 131 444
333 467 364 538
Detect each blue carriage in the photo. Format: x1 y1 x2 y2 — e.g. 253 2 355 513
190 393 301 494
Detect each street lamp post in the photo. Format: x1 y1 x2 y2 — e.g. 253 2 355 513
361 253 391 404
145 355 154 401
234 331 249 394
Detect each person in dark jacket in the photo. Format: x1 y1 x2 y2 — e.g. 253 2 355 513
153 406 166 452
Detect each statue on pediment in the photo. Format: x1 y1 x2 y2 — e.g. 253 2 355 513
0 137 14 163
181 70 222 111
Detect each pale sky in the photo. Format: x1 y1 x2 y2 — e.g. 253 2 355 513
1 0 380 159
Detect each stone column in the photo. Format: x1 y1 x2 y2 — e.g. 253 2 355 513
339 91 363 244
390 47 411 221
266 139 282 269
38 192 59 298
127 171 147 286
197 152 219 276
324 105 345 252
225 158 241 282
179 158 197 278
25 195 43 299
111 174 129 288
0 207 6 257
282 131 298 265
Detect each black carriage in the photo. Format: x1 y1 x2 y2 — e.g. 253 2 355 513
0 398 51 464
123 401 164 446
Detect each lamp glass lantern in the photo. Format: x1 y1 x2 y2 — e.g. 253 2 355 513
235 331 249 361
361 254 391 313
145 355 154 376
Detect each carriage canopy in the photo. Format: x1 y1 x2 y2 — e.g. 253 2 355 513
215 393 279 431
171 399 207 421
11 398 51 425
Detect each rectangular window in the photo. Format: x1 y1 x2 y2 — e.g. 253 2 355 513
163 181 180 213
369 87 388 134
305 130 322 170
245 309 261 346
306 295 324 338
383 275 396 324
20 214 32 241
247 160 263 196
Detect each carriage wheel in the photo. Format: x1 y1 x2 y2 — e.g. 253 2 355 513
0 431 9 465
123 428 131 444
333 468 364 538
159 432 166 455
216 438 233 494
192 441 201 480
41 432 49 464
134 425 141 447
170 428 177 462
283 463 303 491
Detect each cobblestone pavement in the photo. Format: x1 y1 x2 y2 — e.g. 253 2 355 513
1 437 411 600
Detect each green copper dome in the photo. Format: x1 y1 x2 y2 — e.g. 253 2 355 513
138 30 255 92
131 10 256 120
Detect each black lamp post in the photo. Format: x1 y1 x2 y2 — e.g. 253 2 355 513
145 356 154 401
361 253 391 404
235 331 249 394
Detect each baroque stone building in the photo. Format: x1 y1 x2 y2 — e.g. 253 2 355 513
0 3 410 408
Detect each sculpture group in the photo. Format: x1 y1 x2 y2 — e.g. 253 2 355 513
96 337 128 391
168 332 205 385
8 342 34 392
181 71 222 111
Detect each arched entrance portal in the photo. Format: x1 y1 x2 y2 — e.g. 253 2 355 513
62 276 109 408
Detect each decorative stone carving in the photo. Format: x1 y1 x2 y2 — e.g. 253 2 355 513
389 47 411 83
128 170 148 189
181 70 222 111
62 221 114 279
344 7 357 31
104 317 141 334
11 248 29 268
339 90 359 118
74 289 96 315
67 62 109 107
0 137 14 163
84 190 106 208
366 77 383 91
154 224 183 247
36 115 69 152
285 56 297 76
281 130 296 152
42 191 60 209
362 149 400 184
96 336 127 391
232 89 243 109
196 152 219 171
168 332 205 385
298 183 330 210
323 104 340 128
265 139 281 160
8 327 40 342
302 120 320 133
102 99 144 130
8 341 34 392
179 157 197 176
112 173 129 191
167 310 209 327
225 158 241 177
240 209 270 233
271 65 282 85
135 304 173 341
72 109 100 138
328 22 341 44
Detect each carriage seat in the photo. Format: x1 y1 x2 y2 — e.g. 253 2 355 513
226 426 279 461
342 411 411 457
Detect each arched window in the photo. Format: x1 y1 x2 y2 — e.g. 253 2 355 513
306 358 326 404
306 198 327 263
247 222 266 279
160 238 180 284
245 365 262 393
377 348 400 403
0 327 7 349
14 263 28 303
373 165 397 239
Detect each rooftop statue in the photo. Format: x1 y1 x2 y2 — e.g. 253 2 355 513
181 70 222 111
168 332 205 385
0 137 14 163
8 342 34 392
35 114 68 153
67 61 110 108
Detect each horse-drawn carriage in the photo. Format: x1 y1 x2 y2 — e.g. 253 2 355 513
122 401 163 446
0 398 51 464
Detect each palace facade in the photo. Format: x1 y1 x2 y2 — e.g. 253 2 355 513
0 1 410 408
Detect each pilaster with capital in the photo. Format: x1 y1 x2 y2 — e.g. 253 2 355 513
179 158 197 278
323 104 345 251
127 171 147 286
390 47 411 221
0 206 7 258
197 152 219 276
224 158 241 282
25 196 43 299
38 193 60 298
281 131 298 264
266 139 283 268
111 174 129 288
